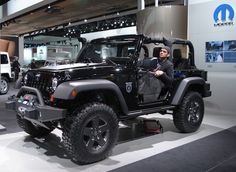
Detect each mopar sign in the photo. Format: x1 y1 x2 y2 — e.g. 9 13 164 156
214 4 234 27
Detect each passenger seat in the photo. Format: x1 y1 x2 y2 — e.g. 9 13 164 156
153 47 161 58
173 49 188 69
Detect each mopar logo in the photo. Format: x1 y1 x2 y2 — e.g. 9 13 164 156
214 4 234 27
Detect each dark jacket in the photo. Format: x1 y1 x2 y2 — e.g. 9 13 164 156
12 60 20 73
157 58 174 86
30 62 37 69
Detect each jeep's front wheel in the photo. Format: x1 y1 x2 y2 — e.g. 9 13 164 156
67 103 119 164
0 76 9 95
173 91 204 133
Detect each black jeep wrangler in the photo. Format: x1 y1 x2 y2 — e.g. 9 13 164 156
6 34 211 164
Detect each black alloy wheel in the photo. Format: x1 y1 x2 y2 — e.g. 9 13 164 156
67 103 118 164
187 100 201 125
83 115 110 153
173 91 204 133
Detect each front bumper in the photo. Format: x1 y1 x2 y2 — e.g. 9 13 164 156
5 86 67 122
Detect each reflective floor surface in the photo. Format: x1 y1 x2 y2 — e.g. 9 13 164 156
0 84 236 172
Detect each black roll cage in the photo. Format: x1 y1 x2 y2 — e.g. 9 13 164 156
76 34 195 67
143 36 195 67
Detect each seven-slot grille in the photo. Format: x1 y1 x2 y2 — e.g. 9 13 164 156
25 71 54 99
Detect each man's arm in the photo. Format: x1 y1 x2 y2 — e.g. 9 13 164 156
160 63 173 85
154 61 174 85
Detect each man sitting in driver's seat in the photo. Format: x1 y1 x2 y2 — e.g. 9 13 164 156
153 46 174 86
138 46 173 102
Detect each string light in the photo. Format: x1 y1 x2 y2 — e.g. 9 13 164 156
24 14 136 42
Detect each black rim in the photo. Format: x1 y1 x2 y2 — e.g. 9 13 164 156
82 115 110 153
187 100 201 125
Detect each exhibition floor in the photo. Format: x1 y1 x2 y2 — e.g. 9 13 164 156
0 85 236 172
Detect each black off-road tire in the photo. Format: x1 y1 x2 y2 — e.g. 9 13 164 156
62 116 75 155
173 91 204 133
64 103 119 164
16 115 55 137
0 76 9 95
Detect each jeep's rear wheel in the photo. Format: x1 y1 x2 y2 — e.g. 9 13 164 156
16 115 55 137
173 91 204 133
0 76 9 95
66 103 118 164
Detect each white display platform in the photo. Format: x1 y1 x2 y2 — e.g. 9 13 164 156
0 113 235 172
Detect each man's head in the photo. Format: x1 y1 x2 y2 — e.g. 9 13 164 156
14 56 19 61
159 46 170 59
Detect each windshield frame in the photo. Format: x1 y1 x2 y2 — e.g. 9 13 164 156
76 35 143 64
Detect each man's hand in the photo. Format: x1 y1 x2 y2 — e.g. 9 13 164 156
154 70 164 77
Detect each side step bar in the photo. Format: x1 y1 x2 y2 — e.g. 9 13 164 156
125 105 176 118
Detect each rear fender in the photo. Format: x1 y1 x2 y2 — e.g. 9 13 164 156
171 77 205 105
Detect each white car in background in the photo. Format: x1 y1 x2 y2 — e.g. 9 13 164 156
0 51 12 94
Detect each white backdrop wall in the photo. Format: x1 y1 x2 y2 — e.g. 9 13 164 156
188 0 236 115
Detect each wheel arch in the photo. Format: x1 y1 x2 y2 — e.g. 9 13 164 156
171 77 206 105
53 79 128 115
1 73 10 81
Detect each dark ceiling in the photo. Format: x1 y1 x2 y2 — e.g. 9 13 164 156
0 0 10 6
0 0 182 37
0 0 152 36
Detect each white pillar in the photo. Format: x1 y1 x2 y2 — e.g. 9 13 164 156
18 36 24 65
155 0 159 7
0 6 3 19
184 0 188 6
138 0 145 10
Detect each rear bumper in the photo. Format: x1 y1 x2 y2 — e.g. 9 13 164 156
203 83 212 97
5 86 67 122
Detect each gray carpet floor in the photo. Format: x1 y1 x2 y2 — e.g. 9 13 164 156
110 126 236 172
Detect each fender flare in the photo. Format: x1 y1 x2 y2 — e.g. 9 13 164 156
53 79 128 114
171 77 205 105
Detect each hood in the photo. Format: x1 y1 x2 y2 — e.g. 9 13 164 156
29 62 116 81
39 62 101 71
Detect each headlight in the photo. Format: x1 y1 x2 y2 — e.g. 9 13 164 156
23 74 28 85
52 77 58 91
